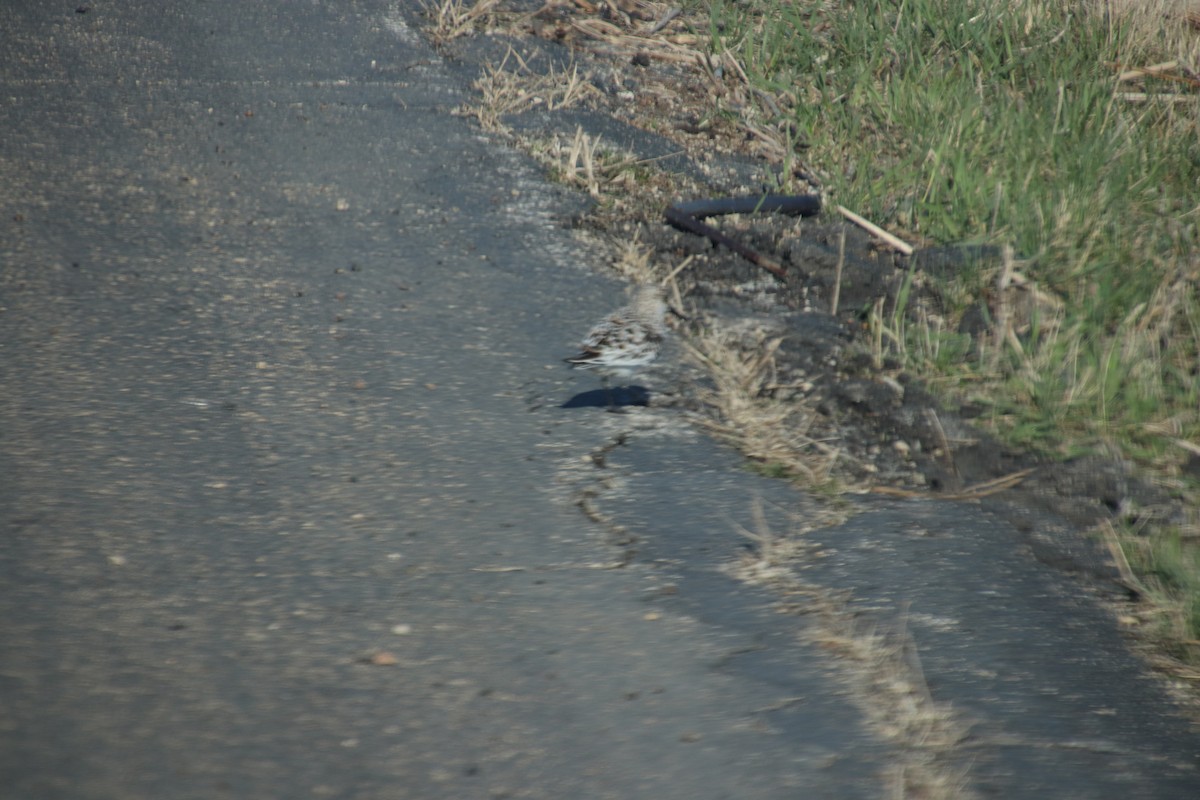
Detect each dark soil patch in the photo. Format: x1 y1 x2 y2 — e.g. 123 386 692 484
643 205 1180 585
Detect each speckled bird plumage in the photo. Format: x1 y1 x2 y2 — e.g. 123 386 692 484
566 284 668 378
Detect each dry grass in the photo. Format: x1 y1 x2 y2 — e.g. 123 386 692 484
608 232 656 282
729 498 977 800
460 47 599 132
1100 0 1200 63
553 127 604 197
540 129 677 200
683 329 847 489
422 0 501 44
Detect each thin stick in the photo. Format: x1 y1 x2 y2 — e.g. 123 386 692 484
924 408 961 486
648 6 681 34
665 206 788 279
664 195 819 281
991 243 1015 368
870 296 885 370
663 255 694 313
1099 519 1151 597
989 181 1003 234
1116 92 1195 104
831 225 846 316
723 51 752 86
1116 60 1179 81
598 149 686 175
662 254 695 285
1171 438 1200 457
955 467 1034 495
836 205 914 255
869 467 1034 500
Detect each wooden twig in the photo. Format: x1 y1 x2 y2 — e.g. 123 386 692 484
1116 93 1195 104
996 244 1015 362
722 51 752 86
663 254 695 285
665 195 821 281
836 205 914 255
663 255 694 315
870 468 1034 500
1171 438 1200 457
1116 60 1180 81
648 6 681 35
924 408 961 486
666 207 787 279
1099 519 1151 598
569 18 701 65
831 225 846 316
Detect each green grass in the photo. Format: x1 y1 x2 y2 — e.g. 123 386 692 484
1124 522 1200 661
693 0 1200 660
748 459 798 479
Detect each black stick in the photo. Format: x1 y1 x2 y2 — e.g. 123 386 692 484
665 194 821 280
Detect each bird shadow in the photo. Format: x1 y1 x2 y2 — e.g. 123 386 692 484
561 385 650 410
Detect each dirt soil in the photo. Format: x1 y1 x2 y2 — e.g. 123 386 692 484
432 3 1186 594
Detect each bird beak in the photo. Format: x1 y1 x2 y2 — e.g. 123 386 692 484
668 305 689 322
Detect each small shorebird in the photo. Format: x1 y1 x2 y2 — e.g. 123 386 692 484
565 284 671 409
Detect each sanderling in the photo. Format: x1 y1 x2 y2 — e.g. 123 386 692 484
566 284 670 409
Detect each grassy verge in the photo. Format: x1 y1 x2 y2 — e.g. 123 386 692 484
694 0 1200 658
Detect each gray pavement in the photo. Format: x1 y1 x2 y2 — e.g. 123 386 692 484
1 3 1198 799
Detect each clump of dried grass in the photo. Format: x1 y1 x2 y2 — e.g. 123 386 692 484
460 48 599 132
728 498 977 800
1096 0 1200 62
609 232 656 282
683 328 843 487
812 615 977 800
422 0 500 44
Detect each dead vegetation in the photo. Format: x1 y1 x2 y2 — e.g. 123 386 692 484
458 46 600 131
421 0 501 45
683 330 847 489
729 498 977 800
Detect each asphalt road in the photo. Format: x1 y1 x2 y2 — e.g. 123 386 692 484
1 3 1198 799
